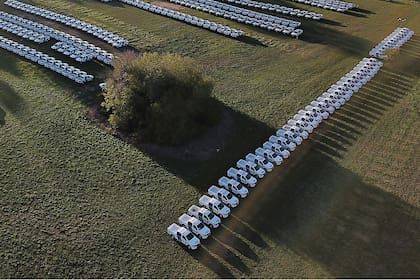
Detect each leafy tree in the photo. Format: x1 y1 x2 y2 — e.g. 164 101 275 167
102 52 220 145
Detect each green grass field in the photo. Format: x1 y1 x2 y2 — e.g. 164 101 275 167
0 0 419 278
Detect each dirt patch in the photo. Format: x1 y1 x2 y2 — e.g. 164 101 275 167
151 1 184 10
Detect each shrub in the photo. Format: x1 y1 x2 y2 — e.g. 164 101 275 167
102 52 220 145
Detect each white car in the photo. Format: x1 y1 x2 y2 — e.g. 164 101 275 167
199 195 230 218
218 176 248 198
288 119 313 134
269 135 296 152
227 167 257 188
263 141 288 158
207 185 239 208
246 153 273 172
178 213 211 239
293 114 318 128
255 147 283 165
188 204 221 228
282 124 309 140
297 109 322 123
310 100 335 114
236 159 265 178
167 223 200 250
276 129 303 145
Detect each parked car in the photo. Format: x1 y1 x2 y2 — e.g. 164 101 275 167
276 129 303 145
227 167 257 187
178 214 211 239
218 176 248 198
262 141 288 158
207 185 239 208
199 195 230 218
255 147 283 165
246 153 273 172
188 205 221 228
236 159 265 178
167 223 200 250
269 135 296 152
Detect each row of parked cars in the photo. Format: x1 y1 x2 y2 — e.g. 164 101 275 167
0 11 114 65
287 0 356 12
168 0 303 37
5 0 129 48
369 27 415 59
219 0 323 20
167 56 385 250
0 18 49 43
118 0 245 38
0 36 94 83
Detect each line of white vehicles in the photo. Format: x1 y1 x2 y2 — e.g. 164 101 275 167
168 0 304 37
369 27 415 59
286 0 356 12
5 0 129 48
118 0 245 38
0 18 50 43
218 0 323 20
0 36 94 84
168 56 387 250
0 11 114 65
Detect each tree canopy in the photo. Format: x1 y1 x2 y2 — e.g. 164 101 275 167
102 52 220 145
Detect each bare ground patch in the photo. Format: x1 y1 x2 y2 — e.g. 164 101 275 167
151 1 184 10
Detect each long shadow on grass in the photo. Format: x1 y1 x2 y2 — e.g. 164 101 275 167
298 21 371 56
184 246 235 278
0 106 5 126
0 80 27 116
139 99 276 192
236 147 420 277
197 48 420 276
0 49 22 76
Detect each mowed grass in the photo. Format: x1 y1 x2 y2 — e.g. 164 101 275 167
0 0 419 278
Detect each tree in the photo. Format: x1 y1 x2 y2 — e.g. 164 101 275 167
102 52 220 145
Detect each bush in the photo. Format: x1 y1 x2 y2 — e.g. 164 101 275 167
102 52 221 145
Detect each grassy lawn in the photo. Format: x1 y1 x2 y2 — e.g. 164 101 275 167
0 0 419 278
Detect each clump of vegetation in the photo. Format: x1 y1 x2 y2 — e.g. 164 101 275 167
102 52 221 145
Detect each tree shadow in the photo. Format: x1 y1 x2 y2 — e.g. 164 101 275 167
0 80 27 116
0 106 5 126
138 99 276 192
0 49 22 76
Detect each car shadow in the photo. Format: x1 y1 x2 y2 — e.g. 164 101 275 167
298 21 372 56
239 147 420 277
185 246 235 278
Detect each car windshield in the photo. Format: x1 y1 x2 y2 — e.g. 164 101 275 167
263 159 269 164
208 212 215 219
197 223 204 230
226 193 233 199
186 233 194 240
246 174 251 179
